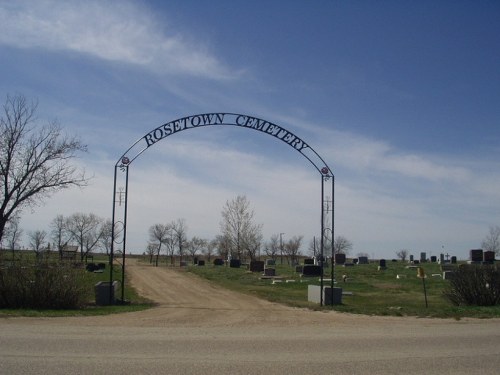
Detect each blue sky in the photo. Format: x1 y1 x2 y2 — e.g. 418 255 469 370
1 0 499 259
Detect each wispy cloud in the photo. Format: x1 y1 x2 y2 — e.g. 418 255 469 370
0 0 237 79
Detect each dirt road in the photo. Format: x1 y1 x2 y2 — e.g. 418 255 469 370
1 260 500 374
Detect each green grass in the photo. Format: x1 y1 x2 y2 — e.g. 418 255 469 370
187 261 500 319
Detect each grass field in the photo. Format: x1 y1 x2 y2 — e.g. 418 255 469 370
187 260 500 319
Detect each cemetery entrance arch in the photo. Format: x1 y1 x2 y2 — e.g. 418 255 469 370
110 113 334 305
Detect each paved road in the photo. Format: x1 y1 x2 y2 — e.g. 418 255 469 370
1 262 499 374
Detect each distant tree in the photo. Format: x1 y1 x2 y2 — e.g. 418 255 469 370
482 225 500 256
28 230 47 254
50 214 69 259
145 242 156 264
396 249 409 262
2 215 23 256
0 94 87 245
149 223 170 267
220 195 263 260
186 236 206 263
214 234 231 260
99 219 113 256
65 213 104 261
163 223 178 265
284 235 303 265
333 235 352 255
264 234 280 261
28 230 47 260
204 239 217 262
172 219 188 262
243 229 263 261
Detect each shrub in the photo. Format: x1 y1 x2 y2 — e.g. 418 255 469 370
0 258 91 309
443 265 500 306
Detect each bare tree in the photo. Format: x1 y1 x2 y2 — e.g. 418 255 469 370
99 219 113 256
396 249 409 262
264 234 280 261
28 229 47 251
214 234 231 261
163 223 178 265
482 225 500 256
145 242 156 264
186 236 206 263
243 229 263 261
204 239 217 262
172 219 188 262
333 235 353 255
28 229 47 259
220 195 263 260
284 235 303 265
51 214 69 259
149 223 170 267
2 215 23 256
0 94 87 244
65 213 104 261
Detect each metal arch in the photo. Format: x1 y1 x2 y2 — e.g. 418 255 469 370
110 113 334 306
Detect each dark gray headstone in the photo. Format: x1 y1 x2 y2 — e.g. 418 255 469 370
335 253 346 265
302 265 322 277
213 258 224 266
358 256 369 264
263 268 276 276
229 259 241 268
250 260 265 272
484 251 495 263
469 249 483 262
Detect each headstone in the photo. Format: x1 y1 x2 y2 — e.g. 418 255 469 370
295 265 303 273
420 252 427 263
439 253 445 264
213 258 224 266
409 255 414 262
353 258 359 264
335 253 346 265
263 268 276 277
265 259 276 267
484 251 495 263
469 249 483 262
450 256 457 264
229 259 241 268
378 259 387 270
302 265 322 277
303 258 314 265
250 260 265 272
357 256 369 265
430 256 437 263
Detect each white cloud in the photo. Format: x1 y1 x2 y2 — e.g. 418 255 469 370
0 0 236 79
